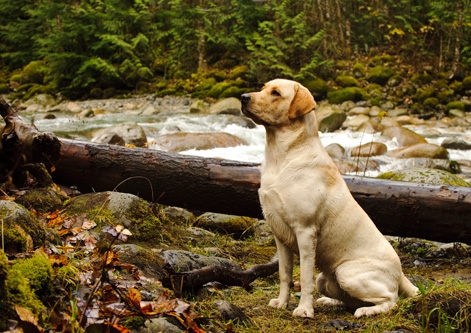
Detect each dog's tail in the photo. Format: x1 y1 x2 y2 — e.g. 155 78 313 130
399 273 419 297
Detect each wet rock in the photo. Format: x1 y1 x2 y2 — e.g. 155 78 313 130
382 126 427 147
351 142 388 157
441 138 471 150
387 108 408 117
160 249 242 272
194 212 257 239
91 132 126 146
333 159 380 174
209 97 241 115
343 114 370 130
189 100 207 113
151 132 247 153
92 123 147 147
214 300 252 325
315 104 348 132
65 101 82 112
347 106 370 116
325 143 345 159
388 143 449 159
448 109 466 118
377 167 470 186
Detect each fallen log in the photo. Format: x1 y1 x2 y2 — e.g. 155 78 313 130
1 95 471 244
51 139 471 244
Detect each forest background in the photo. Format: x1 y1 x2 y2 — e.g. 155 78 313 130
0 0 470 110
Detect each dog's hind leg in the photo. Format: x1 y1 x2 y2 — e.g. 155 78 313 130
315 272 346 306
268 236 293 309
335 262 400 318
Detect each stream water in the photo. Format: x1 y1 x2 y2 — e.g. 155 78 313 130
22 97 471 180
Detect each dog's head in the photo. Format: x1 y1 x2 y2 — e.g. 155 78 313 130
240 79 316 126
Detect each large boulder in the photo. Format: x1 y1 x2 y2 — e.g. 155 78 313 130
388 143 449 159
382 126 427 147
351 142 388 157
377 168 470 186
209 97 242 115
92 123 147 147
151 132 247 153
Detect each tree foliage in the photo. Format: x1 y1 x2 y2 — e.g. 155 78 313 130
0 0 470 98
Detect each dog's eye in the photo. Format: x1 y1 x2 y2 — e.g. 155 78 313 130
271 90 281 96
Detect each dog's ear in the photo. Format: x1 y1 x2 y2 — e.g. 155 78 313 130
288 83 316 119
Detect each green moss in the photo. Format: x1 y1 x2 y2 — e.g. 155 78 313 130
411 72 433 85
23 60 49 84
436 89 455 104
367 66 395 85
445 101 465 112
462 76 471 90
228 65 248 79
12 253 54 298
206 82 232 98
377 168 471 186
449 81 463 92
327 87 364 104
3 228 28 254
413 86 435 102
352 62 366 77
301 78 328 99
219 86 249 98
335 75 358 87
0 83 9 94
423 97 439 109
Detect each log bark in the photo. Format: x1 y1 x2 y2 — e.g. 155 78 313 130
51 139 471 244
0 96 61 183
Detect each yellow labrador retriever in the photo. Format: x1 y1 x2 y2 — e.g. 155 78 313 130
240 79 418 318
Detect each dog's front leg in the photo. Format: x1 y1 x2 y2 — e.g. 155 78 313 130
269 236 293 309
292 228 316 318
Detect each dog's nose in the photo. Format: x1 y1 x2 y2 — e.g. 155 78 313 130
240 93 251 105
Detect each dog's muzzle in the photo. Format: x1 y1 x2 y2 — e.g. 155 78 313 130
240 93 251 107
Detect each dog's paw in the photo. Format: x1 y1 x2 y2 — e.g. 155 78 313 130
316 297 344 306
354 302 394 318
292 305 314 318
268 298 288 309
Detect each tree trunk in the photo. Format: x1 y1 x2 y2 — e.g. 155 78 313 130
52 139 471 244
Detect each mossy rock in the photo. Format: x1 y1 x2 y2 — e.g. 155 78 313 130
462 76 471 90
387 75 402 87
219 86 250 98
449 81 463 92
445 101 465 112
1 251 45 326
437 89 455 104
423 97 439 109
206 82 232 98
327 87 364 104
65 192 162 242
22 60 49 84
367 66 394 85
377 168 471 186
301 78 328 99
370 54 394 65
413 86 435 102
0 201 46 251
352 62 366 78
12 253 53 299
194 212 257 239
335 75 358 87
15 188 66 213
0 83 9 94
411 72 433 85
228 65 248 79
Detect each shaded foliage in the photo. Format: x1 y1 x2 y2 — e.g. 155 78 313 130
0 0 470 98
